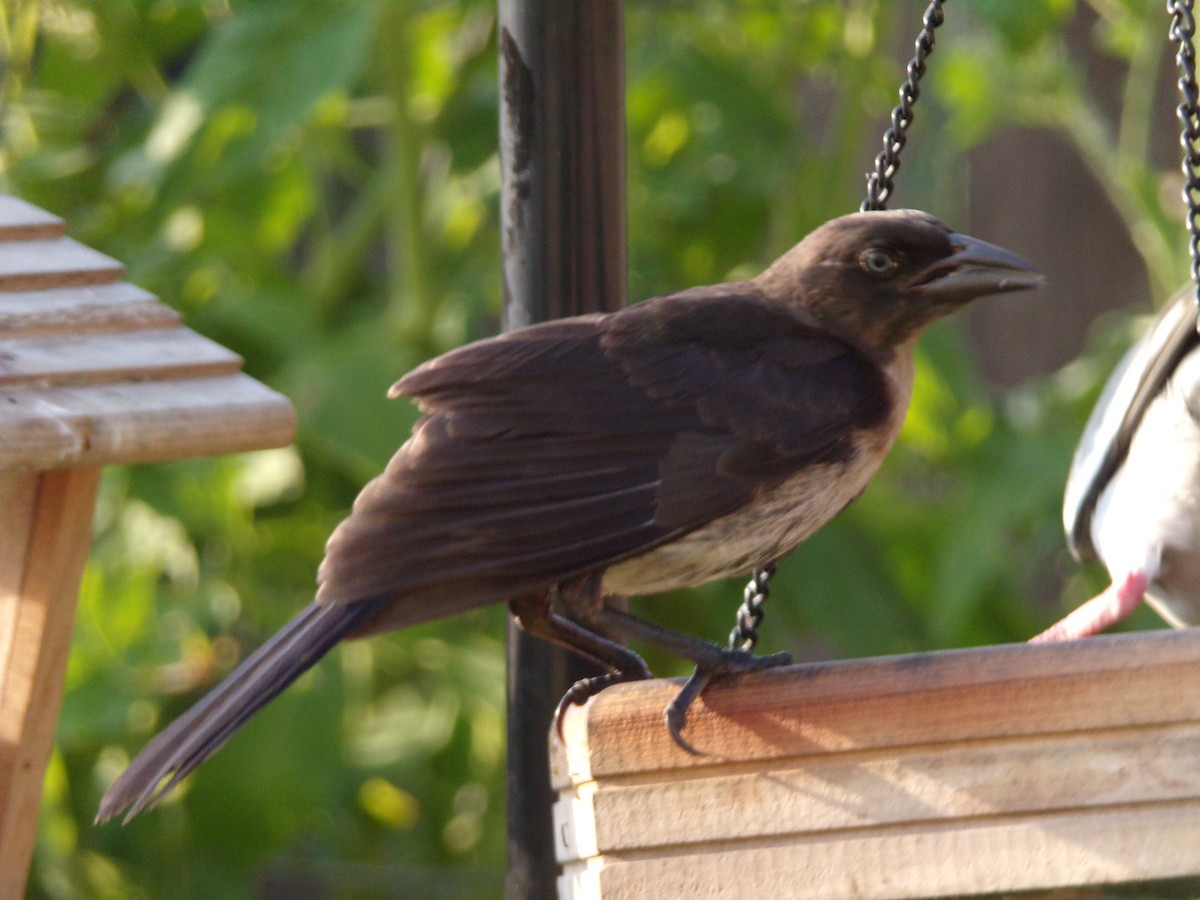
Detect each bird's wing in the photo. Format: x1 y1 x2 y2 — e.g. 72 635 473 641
317 285 891 633
1064 288 1200 561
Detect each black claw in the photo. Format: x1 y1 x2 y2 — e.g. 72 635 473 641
664 712 705 756
662 650 792 753
555 674 614 739
664 668 713 755
554 665 652 740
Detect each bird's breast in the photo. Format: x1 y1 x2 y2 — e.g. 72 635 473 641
1092 350 1200 626
603 348 916 596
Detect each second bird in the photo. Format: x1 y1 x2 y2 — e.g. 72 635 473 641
98 208 1042 823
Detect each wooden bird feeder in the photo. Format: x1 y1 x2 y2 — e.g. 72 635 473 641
0 194 295 900
553 629 1200 898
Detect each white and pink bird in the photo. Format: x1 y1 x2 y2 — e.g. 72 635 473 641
1037 288 1200 642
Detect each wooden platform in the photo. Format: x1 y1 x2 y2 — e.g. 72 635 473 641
0 193 296 900
552 629 1200 899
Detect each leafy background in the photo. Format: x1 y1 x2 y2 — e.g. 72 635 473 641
0 0 1189 897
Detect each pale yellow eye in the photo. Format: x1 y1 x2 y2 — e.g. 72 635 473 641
860 247 898 276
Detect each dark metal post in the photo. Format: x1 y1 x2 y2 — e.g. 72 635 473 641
498 3 626 897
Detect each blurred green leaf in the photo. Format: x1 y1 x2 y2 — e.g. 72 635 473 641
969 0 1076 52
144 0 378 169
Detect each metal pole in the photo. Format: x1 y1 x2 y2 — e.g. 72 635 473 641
497 3 626 897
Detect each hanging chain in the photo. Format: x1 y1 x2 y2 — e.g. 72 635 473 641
861 0 947 212
1169 0 1200 315
728 564 776 652
731 3 947 652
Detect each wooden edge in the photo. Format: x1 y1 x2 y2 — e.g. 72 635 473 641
0 196 64 240
0 374 297 470
556 800 1200 900
0 283 179 336
550 629 1200 788
0 237 125 291
0 326 245 389
554 720 1200 859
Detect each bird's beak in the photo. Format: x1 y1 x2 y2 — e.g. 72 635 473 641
912 233 1044 304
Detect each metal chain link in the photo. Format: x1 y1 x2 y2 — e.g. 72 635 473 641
1169 0 1200 314
728 564 776 652
861 0 947 212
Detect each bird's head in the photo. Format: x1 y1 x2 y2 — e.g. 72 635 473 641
757 209 1043 354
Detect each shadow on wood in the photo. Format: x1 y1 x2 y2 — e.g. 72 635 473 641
552 629 1200 899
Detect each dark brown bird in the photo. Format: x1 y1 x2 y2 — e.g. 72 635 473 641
97 209 1041 822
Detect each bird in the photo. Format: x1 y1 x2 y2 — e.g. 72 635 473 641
97 209 1041 823
1034 287 1200 643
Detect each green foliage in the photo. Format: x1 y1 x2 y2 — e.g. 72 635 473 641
0 1 1183 896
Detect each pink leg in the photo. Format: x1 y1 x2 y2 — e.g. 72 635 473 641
1030 570 1149 643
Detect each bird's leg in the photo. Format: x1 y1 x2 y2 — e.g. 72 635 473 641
555 591 790 753
509 587 652 735
591 605 791 673
1029 570 1149 643
510 587 653 678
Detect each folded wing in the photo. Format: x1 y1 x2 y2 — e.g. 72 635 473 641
318 285 891 634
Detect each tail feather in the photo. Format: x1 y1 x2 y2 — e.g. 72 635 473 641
96 597 389 824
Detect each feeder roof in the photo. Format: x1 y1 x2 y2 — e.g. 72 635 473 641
0 195 296 471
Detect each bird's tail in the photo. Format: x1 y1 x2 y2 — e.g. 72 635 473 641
96 597 389 824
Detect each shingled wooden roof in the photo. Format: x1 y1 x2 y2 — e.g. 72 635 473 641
0 194 295 471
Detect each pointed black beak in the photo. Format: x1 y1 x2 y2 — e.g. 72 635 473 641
912 233 1044 304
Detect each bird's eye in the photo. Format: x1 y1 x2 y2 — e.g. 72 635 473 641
860 248 898 277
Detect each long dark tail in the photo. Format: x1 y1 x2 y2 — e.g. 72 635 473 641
96 597 389 824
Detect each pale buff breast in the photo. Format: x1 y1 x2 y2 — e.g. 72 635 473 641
603 346 916 597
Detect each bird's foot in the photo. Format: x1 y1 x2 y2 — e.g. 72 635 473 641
555 666 652 739
664 649 792 755
1030 570 1148 643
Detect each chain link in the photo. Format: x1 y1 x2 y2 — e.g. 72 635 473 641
1169 0 1200 314
861 0 946 212
728 564 776 652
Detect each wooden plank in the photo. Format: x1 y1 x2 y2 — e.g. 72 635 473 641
0 467 99 900
0 283 179 336
0 326 243 388
0 373 296 469
0 475 38 707
551 630 1200 788
0 470 49 900
0 196 64 240
557 800 1200 900
0 237 124 291
556 722 1200 859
